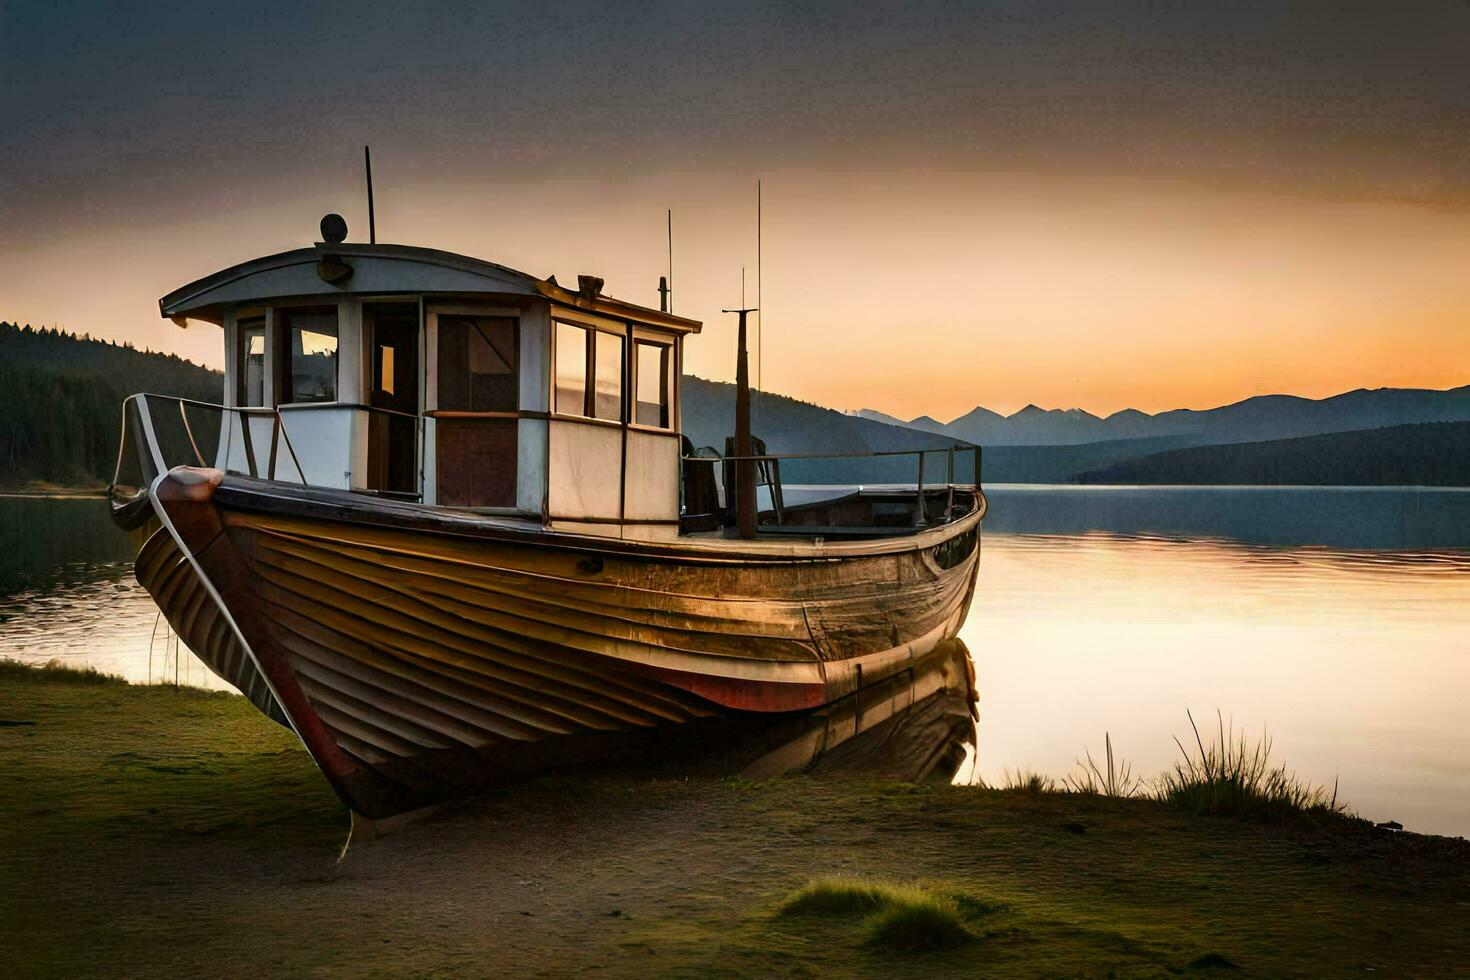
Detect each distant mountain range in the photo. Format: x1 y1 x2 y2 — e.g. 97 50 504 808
853 385 1470 447
685 380 1470 486
5 319 1464 490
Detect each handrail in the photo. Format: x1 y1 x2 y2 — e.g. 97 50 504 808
272 412 310 488
680 442 983 532
111 393 425 501
698 445 975 463
178 400 207 467
148 393 420 422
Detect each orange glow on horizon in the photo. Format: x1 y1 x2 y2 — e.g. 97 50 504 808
2 171 1466 420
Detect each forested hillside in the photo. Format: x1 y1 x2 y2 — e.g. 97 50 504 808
0 322 222 487
681 377 975 484
1077 422 1470 486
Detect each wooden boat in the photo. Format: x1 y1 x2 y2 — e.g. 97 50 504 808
111 215 986 818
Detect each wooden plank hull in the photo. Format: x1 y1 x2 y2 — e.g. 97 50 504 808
131 468 984 817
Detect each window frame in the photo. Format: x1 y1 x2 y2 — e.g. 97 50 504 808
274 305 341 406
592 328 625 422
630 334 676 432
435 313 519 416
235 315 267 408
552 317 626 425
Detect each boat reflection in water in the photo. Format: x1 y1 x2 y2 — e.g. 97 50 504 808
353 639 976 834
534 637 977 796
732 637 977 784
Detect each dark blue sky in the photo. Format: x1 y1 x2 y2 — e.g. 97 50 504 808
4 0 1469 239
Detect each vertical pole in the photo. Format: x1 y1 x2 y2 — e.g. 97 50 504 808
365 146 376 244
667 209 673 314
725 307 759 539
914 451 925 527
757 179 762 395
946 447 955 518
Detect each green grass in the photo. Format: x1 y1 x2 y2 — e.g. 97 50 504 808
999 768 1057 794
778 877 979 953
1157 710 1349 823
997 714 1353 825
778 876 898 917
0 657 126 686
862 893 975 952
5 669 1467 976
1062 732 1142 798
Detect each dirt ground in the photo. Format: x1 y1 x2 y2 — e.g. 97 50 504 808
3 674 1468 978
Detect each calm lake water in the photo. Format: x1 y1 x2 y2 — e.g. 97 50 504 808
2 487 1467 835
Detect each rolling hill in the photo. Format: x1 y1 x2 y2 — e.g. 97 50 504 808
682 377 974 485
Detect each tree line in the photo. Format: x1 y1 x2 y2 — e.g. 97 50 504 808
0 322 222 487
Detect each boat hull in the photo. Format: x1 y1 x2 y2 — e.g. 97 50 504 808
131 468 984 817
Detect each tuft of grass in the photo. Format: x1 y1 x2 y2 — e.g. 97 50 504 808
1064 732 1142 798
1156 710 1348 823
998 768 1058 794
778 877 979 954
0 657 127 686
862 893 974 952
777 876 902 918
993 711 1356 823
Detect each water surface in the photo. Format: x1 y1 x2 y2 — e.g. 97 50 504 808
1 488 1466 835
965 486 1470 837
0 495 231 690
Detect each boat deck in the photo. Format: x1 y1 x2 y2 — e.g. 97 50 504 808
199 474 986 559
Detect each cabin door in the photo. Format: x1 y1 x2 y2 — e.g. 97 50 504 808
365 304 420 495
434 314 518 508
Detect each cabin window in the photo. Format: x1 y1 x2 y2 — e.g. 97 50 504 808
556 320 625 421
554 321 589 416
593 330 624 421
237 317 265 407
634 339 672 428
438 315 517 413
277 307 338 404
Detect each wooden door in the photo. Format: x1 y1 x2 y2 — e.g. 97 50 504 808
435 314 518 508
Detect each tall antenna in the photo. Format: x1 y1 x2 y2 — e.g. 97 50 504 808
757 179 762 394
666 208 673 313
364 146 377 244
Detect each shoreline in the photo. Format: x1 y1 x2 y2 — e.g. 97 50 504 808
0 484 109 499
3 669 1466 976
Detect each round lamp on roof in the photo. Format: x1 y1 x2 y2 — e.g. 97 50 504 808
320 213 348 244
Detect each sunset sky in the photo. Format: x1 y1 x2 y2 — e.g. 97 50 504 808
2 2 1467 420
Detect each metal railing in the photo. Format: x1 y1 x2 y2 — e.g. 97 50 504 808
681 443 982 531
111 393 424 504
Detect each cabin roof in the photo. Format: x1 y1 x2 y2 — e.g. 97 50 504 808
159 241 702 333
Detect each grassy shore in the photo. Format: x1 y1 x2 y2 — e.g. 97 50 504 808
2 667 1467 977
